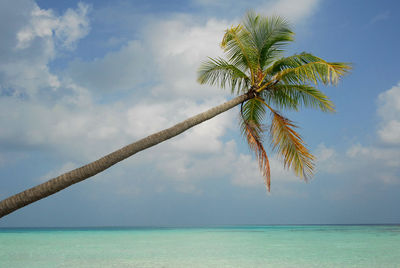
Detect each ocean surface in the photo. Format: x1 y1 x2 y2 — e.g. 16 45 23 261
1 225 399 267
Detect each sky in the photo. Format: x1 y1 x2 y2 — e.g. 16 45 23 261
0 0 399 227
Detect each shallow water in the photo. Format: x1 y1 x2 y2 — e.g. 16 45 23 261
1 225 399 267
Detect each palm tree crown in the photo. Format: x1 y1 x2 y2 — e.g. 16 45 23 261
198 12 351 191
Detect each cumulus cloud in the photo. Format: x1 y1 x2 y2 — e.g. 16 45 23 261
16 2 90 50
347 143 400 168
68 40 151 92
260 0 320 22
145 17 228 99
150 138 301 194
312 82 400 187
0 0 322 198
346 143 400 185
377 82 400 145
301 82 400 188
344 81 400 185
193 0 320 22
231 153 299 188
68 15 228 99
379 120 400 144
0 0 90 98
314 143 344 174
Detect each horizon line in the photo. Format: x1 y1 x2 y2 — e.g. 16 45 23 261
1 223 399 229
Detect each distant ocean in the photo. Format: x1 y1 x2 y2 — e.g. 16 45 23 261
1 225 399 267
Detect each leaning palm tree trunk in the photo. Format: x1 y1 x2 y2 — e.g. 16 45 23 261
0 93 252 218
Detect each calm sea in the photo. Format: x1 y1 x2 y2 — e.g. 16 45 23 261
1 225 399 267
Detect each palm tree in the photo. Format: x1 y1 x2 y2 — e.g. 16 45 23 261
0 12 350 218
198 13 350 190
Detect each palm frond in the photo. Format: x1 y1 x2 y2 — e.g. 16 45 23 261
269 109 314 180
221 25 258 83
243 12 294 69
197 57 250 93
242 121 271 191
253 97 314 179
240 97 266 124
265 53 351 86
240 98 271 191
262 83 335 112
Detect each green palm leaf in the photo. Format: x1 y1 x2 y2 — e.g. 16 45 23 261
262 83 335 112
197 57 250 93
264 53 351 87
243 12 294 69
221 25 258 83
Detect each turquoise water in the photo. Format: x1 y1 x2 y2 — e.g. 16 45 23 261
1 225 399 267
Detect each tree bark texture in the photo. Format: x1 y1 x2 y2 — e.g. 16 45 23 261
0 93 251 218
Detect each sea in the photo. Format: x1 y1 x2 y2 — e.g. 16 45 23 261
1 225 399 267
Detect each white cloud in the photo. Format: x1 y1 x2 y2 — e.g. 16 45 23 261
16 6 57 49
146 17 228 99
68 15 228 100
315 143 343 174
230 154 262 187
0 93 237 163
261 0 320 22
307 82 400 187
193 0 320 23
168 99 235 153
229 143 300 190
0 1 90 98
346 143 400 185
17 2 90 50
325 82 400 186
377 82 400 119
377 83 400 145
193 0 233 6
378 120 400 144
229 151 310 199
0 1 322 198
68 40 150 92
55 2 91 49
346 143 400 169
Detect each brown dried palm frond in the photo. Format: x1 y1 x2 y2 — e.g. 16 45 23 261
269 110 314 180
242 118 271 191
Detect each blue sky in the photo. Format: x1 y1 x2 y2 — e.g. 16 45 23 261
0 0 399 227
